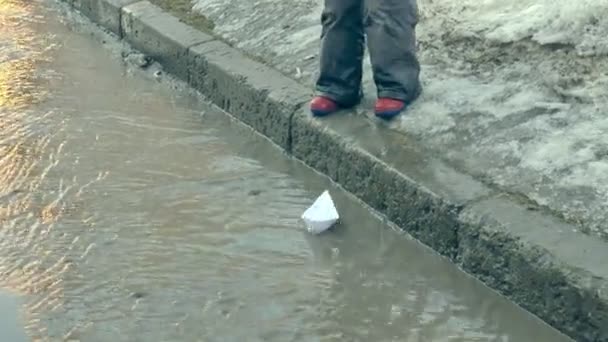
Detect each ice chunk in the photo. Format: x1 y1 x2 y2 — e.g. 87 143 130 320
301 190 339 234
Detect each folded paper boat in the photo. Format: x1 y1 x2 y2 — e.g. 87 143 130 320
301 190 339 234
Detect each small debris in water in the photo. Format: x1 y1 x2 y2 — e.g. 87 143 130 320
131 291 147 299
248 189 262 196
390 304 402 322
331 247 340 259
124 52 151 69
154 70 162 78
303 54 316 61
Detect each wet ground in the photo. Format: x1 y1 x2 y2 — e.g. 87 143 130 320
191 0 608 241
0 0 574 341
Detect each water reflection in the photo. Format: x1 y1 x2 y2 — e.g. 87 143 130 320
0 1 75 340
0 0 52 110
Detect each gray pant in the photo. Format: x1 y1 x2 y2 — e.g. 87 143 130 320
315 0 421 106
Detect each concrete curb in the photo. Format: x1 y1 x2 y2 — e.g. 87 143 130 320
61 1 608 340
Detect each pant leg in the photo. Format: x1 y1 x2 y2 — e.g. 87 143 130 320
364 0 421 103
315 0 365 106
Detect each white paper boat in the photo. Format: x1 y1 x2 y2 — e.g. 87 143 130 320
301 190 339 234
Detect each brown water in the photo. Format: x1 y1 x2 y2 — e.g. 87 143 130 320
0 1 574 341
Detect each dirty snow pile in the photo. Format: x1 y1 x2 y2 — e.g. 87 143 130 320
419 0 608 56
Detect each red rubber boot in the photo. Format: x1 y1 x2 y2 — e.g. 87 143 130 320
374 98 406 120
310 96 339 117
